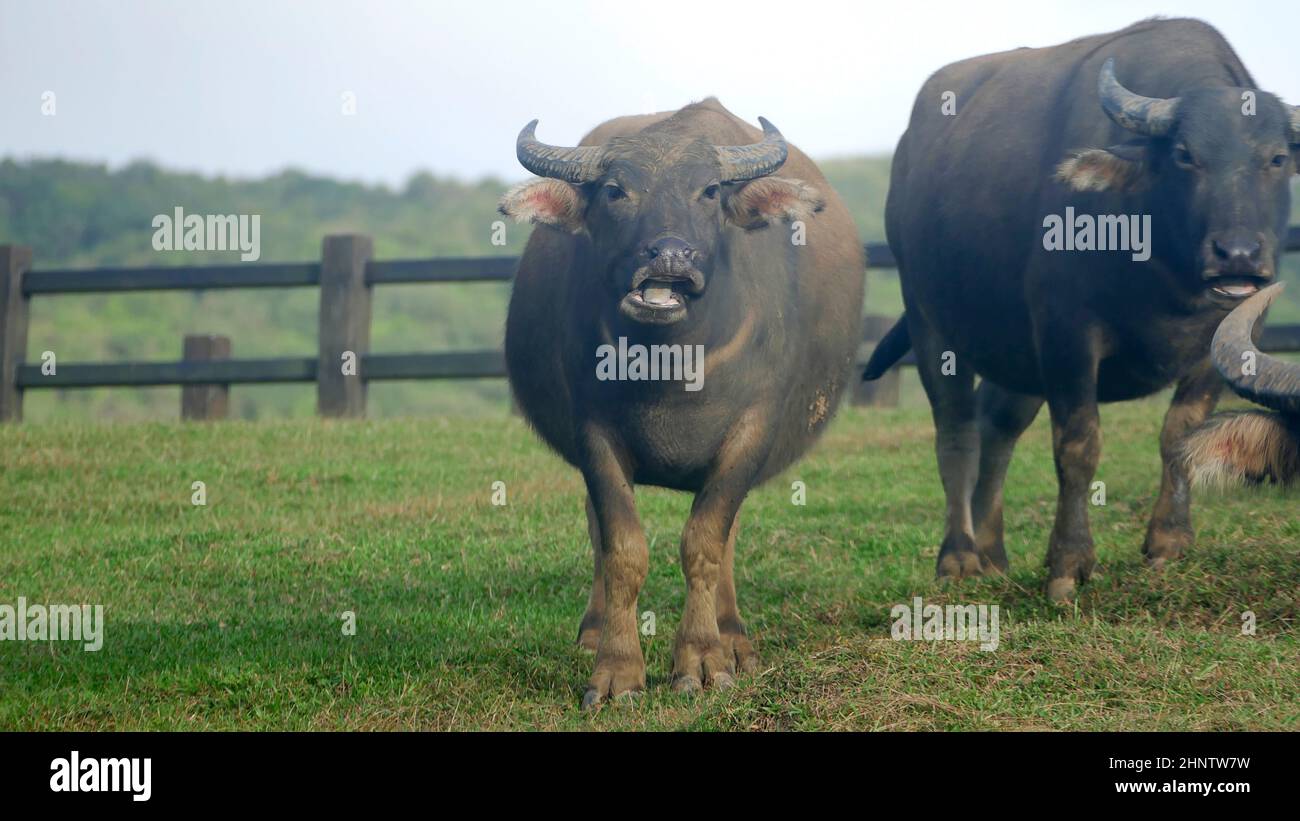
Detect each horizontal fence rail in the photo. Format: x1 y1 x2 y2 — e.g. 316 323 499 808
16 244 899 295
14 351 509 389
1 226 1298 421
366 256 518 285
22 262 322 294
17 357 319 388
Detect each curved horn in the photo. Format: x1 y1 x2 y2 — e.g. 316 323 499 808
1098 58 1181 137
1211 282 1300 415
715 117 789 182
515 120 606 184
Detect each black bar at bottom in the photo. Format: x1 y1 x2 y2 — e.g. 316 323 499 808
0 730 1286 808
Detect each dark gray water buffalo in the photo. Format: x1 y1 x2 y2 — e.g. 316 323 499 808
863 18 1299 600
500 98 863 707
1184 283 1300 485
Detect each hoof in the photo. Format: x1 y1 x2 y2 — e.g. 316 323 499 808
936 533 988 580
581 655 645 710
582 685 643 711
671 637 736 694
936 548 985 580
1046 576 1077 603
1143 524 1192 567
719 630 760 675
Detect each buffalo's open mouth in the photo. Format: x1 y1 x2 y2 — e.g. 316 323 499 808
1207 276 1271 300
628 280 687 308
618 268 705 325
620 280 690 324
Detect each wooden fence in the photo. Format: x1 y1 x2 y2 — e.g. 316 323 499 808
2 228 1300 422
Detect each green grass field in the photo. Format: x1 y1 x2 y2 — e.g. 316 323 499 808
1 400 1296 730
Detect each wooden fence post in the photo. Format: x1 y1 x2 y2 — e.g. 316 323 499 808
181 334 231 420
0 245 32 423
317 234 373 418
853 314 901 407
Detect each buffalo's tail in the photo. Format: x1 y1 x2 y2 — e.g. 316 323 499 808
1182 411 1300 488
862 315 911 381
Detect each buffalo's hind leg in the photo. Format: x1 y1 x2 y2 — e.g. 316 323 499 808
970 382 1043 573
576 495 605 651
1039 329 1103 603
1143 357 1223 568
910 315 984 579
715 513 759 674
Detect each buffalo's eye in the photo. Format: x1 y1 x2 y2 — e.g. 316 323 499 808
1269 153 1288 169
1173 145 1197 169
702 184 720 201
604 184 627 201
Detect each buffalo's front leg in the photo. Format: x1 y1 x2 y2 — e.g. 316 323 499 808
1143 357 1223 568
578 424 648 709
715 513 759 674
672 410 768 694
1040 332 1103 602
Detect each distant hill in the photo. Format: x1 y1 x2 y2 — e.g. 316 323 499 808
1 157 1295 420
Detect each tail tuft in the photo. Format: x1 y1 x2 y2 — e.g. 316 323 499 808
1182 411 1300 489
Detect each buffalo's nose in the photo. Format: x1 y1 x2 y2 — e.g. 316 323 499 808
644 236 695 261
1211 232 1262 273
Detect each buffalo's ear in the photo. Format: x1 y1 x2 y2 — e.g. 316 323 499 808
498 179 587 233
1055 141 1148 192
725 176 825 229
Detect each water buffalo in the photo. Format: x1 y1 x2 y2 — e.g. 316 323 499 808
862 18 1299 600
500 98 864 707
1183 283 1300 486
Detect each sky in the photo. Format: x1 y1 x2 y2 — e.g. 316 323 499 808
2 0 1298 187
